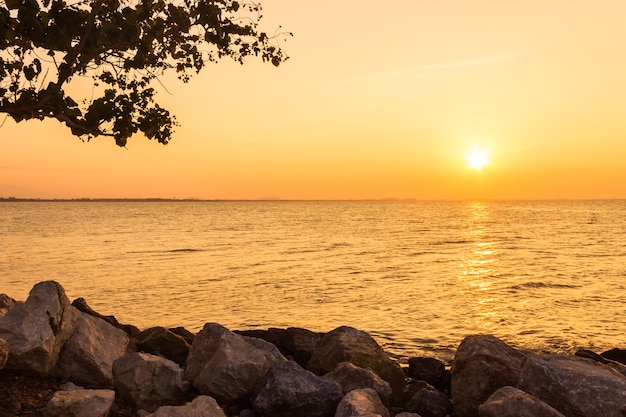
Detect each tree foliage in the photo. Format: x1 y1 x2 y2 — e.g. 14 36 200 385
0 0 289 146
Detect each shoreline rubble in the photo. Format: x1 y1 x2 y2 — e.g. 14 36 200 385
0 281 624 417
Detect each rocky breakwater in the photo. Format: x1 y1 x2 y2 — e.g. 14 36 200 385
0 281 624 417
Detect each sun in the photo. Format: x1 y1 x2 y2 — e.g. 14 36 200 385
465 147 490 170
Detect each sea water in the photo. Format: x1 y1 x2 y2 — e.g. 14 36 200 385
1 200 625 361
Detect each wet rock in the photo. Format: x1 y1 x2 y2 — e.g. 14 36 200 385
44 388 115 417
478 386 566 417
404 385 453 417
335 388 390 417
324 361 392 404
145 395 227 417
0 294 16 318
55 310 129 387
518 354 626 417
112 352 185 412
0 338 8 369
451 335 525 417
0 281 77 374
185 323 286 404
252 360 343 417
601 348 626 365
307 326 406 401
236 327 322 368
407 357 450 392
137 326 190 366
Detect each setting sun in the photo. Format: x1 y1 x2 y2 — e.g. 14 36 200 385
466 147 490 170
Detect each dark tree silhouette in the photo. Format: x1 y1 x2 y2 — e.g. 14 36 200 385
0 0 289 146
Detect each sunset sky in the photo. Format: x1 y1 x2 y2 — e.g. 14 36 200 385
2 0 626 200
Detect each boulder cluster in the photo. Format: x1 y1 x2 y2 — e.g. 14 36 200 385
0 281 625 417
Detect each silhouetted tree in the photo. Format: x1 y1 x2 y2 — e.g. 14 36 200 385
0 0 289 146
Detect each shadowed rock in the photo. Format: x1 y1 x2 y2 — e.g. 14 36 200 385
307 326 406 401
113 352 185 412
146 395 227 417
0 281 77 374
518 354 626 417
55 310 129 387
324 361 392 405
138 326 190 366
252 360 343 417
0 294 16 318
404 385 453 417
478 386 566 417
451 335 525 417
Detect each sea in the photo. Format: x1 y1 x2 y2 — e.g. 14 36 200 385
1 200 625 362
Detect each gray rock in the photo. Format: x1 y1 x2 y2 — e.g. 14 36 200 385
146 395 227 417
307 326 406 401
335 388 390 417
236 327 322 368
44 388 115 417
252 360 343 417
404 386 453 417
55 310 129 387
0 338 8 369
324 361 392 404
112 352 185 412
478 386 566 417
0 294 16 318
185 323 286 404
518 354 626 417
451 335 524 417
0 281 77 374
138 326 190 366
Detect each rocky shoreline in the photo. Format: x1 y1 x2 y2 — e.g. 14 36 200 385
0 281 625 417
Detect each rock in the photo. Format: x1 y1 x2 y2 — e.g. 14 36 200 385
478 386 566 417
407 357 450 392
324 361 392 404
307 326 406 401
137 326 190 366
0 338 8 369
335 388 390 417
395 413 422 417
252 360 343 417
517 354 626 417
450 335 525 417
575 349 626 377
112 352 185 412
185 322 287 404
145 395 227 417
168 326 195 345
0 281 77 374
55 310 129 387
404 386 453 417
601 348 626 365
71 297 141 339
0 294 16 318
44 388 115 417
236 327 322 368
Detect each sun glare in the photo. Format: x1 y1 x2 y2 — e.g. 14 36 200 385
466 147 490 170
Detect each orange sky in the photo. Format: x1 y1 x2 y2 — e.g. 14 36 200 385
2 0 626 200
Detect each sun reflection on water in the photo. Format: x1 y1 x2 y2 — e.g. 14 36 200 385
457 201 505 333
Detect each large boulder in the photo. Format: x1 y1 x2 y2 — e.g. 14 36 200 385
323 361 392 405
146 396 227 417
0 294 16 318
451 335 525 417
185 323 286 404
307 326 405 400
602 348 626 365
44 388 115 417
112 352 185 412
252 360 343 417
335 388 390 417
478 386 566 417
55 310 129 387
517 354 626 417
137 326 191 366
0 281 77 374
